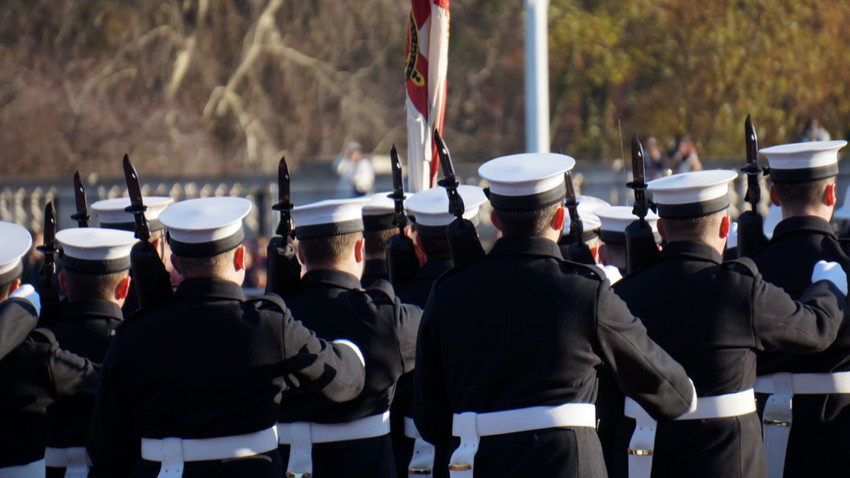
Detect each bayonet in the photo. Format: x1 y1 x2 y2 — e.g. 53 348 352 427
564 171 585 245
434 129 466 221
71 170 90 227
624 134 660 274
389 145 408 236
271 156 294 238
743 114 763 211
737 114 769 257
37 201 57 279
122 154 150 243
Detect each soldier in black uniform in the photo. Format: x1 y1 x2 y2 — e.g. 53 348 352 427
0 221 99 477
277 197 422 477
361 192 404 287
392 185 486 478
45 227 137 478
91 196 174 312
87 197 367 478
753 140 850 478
611 169 847 478
415 153 696 478
594 206 661 276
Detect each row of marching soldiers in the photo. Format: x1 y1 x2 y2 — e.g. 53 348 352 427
0 136 849 478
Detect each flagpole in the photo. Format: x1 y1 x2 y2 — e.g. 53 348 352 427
524 0 550 153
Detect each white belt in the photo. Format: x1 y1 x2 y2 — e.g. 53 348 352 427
140 426 278 478
403 416 435 477
277 411 390 478
0 459 46 478
755 371 850 478
624 389 756 478
449 403 596 478
44 447 90 478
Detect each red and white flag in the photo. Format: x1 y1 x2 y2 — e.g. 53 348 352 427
405 0 450 192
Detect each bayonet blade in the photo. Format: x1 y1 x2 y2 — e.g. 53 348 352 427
630 134 645 185
434 129 457 185
72 170 90 227
564 170 578 205
277 156 291 207
745 114 759 169
391 145 404 198
743 114 762 207
43 202 56 250
122 154 150 242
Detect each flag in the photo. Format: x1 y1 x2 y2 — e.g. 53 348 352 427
405 0 450 192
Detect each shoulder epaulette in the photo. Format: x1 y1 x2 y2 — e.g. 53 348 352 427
559 259 605 282
29 327 57 344
246 293 288 314
837 237 850 255
722 257 759 277
365 279 396 302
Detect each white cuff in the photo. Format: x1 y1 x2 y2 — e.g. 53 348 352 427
333 339 366 367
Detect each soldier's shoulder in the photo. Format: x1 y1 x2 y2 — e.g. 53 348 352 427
364 279 397 304
721 257 760 277
28 327 58 345
558 259 606 282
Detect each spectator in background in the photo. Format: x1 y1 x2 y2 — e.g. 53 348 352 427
667 133 703 173
643 136 668 179
801 118 831 142
333 142 375 197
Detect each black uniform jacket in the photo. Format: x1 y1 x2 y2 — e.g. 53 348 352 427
361 258 389 288
0 297 38 360
87 278 365 478
393 258 453 478
753 215 850 477
47 300 122 452
611 240 845 478
0 325 98 468
415 236 694 478
278 269 422 477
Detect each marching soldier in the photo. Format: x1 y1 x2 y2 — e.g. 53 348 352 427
594 206 661 276
45 228 137 478
277 197 422 477
611 169 847 478
87 197 366 477
415 153 696 478
752 140 850 478
392 185 486 478
90 196 174 312
361 192 405 287
0 222 99 477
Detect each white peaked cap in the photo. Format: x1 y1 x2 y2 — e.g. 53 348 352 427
91 196 173 231
292 197 370 240
160 197 252 257
479 153 576 210
760 140 846 183
593 205 660 245
647 170 738 219
0 222 32 283
362 192 410 232
57 228 137 273
834 185 850 220
406 185 487 236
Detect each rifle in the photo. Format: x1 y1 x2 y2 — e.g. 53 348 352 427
35 201 61 325
559 170 596 264
122 154 172 309
71 170 90 227
265 156 302 298
737 114 768 257
385 145 420 287
434 129 485 264
624 134 660 274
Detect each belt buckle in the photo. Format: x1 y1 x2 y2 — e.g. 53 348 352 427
285 473 313 478
763 418 791 427
408 468 433 475
627 448 653 456
448 463 473 471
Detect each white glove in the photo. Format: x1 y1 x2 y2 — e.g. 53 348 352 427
812 260 848 296
602 265 623 285
10 284 41 317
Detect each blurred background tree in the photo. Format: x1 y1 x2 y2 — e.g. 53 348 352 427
1 0 849 177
